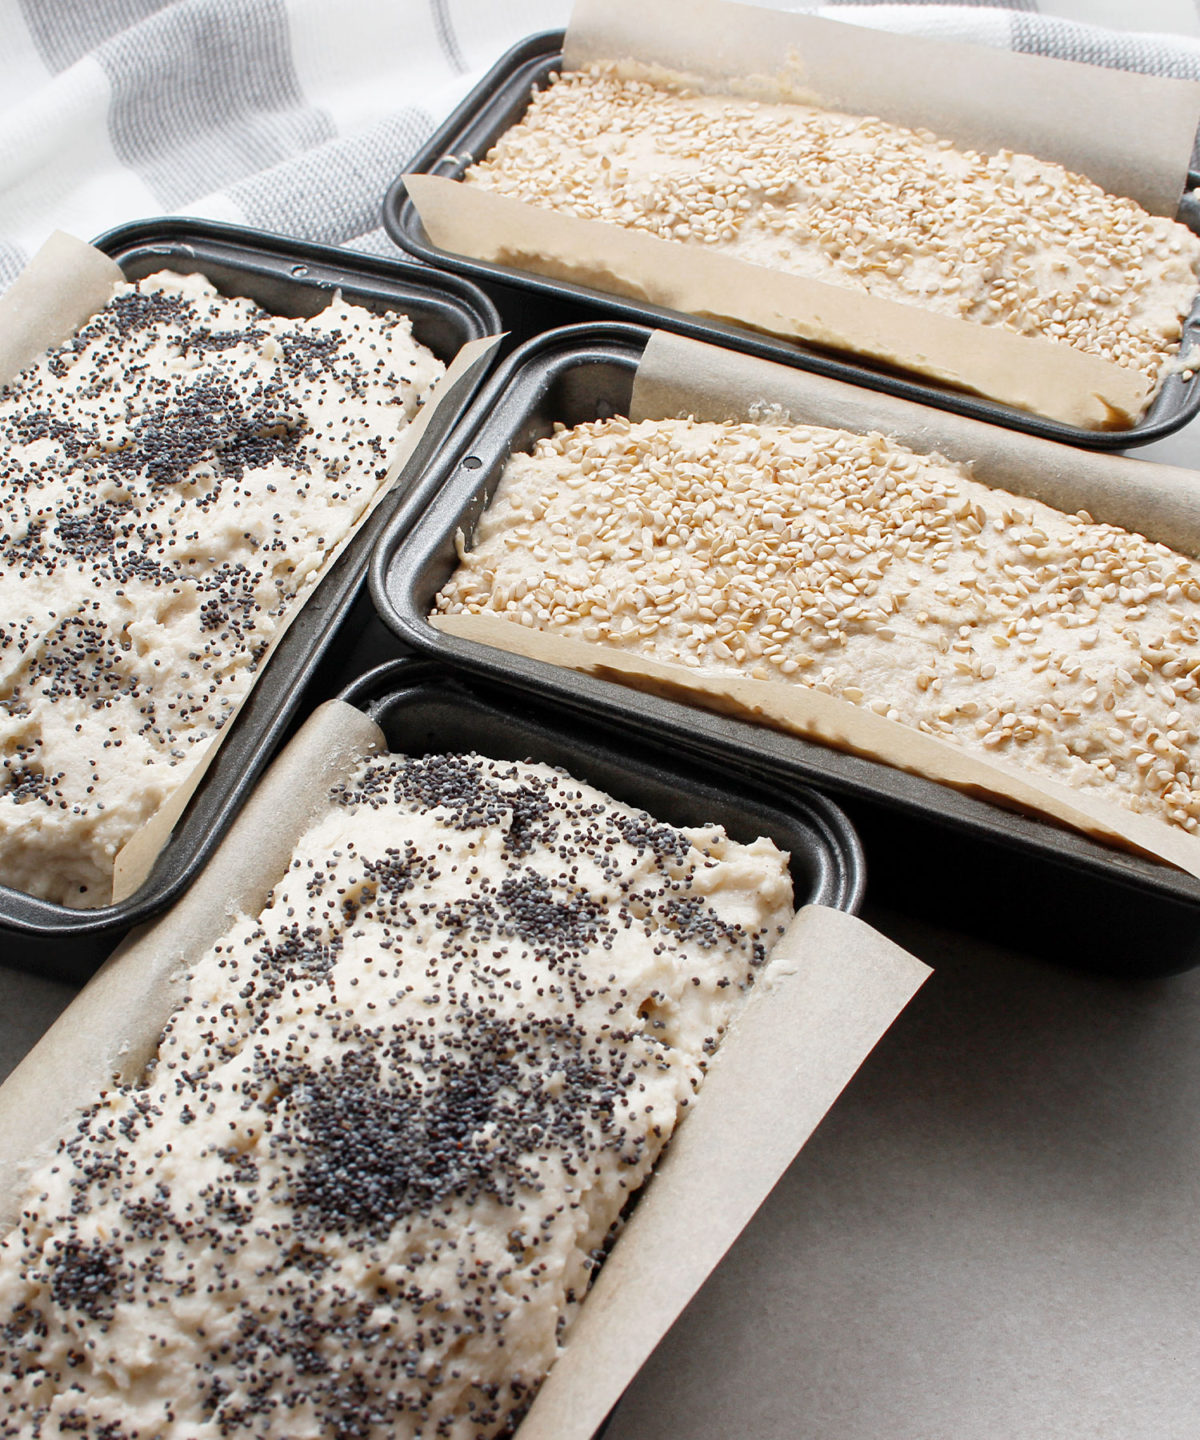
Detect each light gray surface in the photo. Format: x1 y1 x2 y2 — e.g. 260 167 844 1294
606 904 1200 1440
609 407 1200 1440
601 409 1200 1436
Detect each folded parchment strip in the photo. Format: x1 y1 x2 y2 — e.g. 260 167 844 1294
0 231 124 383
633 330 1200 562
514 903 929 1440
405 175 1148 430
0 698 929 1440
434 612 1200 881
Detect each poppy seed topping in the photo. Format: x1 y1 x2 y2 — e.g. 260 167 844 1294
0 271 444 907
0 751 794 1439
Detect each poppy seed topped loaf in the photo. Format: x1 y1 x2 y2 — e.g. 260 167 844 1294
0 749 794 1438
0 270 444 907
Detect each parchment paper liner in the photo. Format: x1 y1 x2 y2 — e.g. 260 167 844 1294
0 231 501 906
0 697 929 1440
432 327 1200 881
403 0 1200 428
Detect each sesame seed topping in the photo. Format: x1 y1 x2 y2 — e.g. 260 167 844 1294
466 63 1200 394
439 414 1200 837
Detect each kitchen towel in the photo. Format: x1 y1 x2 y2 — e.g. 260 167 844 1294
0 0 1199 295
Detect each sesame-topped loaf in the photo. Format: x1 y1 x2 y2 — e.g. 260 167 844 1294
437 415 1200 838
0 270 444 907
464 65 1200 397
0 750 793 1439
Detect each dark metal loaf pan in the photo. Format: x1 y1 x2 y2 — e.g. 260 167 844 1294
0 219 500 983
369 322 1200 977
338 656 865 917
382 29 1200 452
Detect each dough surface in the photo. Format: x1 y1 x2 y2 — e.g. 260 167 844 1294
438 414 1200 837
0 271 444 906
0 749 793 1439
465 64 1200 399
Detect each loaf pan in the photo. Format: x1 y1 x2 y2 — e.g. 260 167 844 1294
0 219 500 983
369 322 1200 976
0 653 868 1440
382 29 1200 452
338 655 865 917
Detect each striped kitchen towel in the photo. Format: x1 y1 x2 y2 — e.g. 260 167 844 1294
1 0 1200 294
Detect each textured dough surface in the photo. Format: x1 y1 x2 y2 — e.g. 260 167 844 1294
0 271 444 907
465 64 1200 396
0 749 793 1439
437 414 1200 837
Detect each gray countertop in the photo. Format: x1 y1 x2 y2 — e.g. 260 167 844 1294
607 903 1200 1440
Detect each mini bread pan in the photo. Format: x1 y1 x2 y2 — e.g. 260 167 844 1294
338 655 865 918
382 29 1200 452
370 322 1200 977
0 218 501 983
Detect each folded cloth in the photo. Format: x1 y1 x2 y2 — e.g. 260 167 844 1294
0 0 1198 294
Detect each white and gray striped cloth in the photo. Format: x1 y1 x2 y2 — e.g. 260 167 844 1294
2 0 1200 295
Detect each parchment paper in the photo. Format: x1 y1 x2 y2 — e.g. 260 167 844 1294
404 0 1200 427
0 699 384 1228
432 329 1200 880
0 231 501 906
405 176 1147 430
0 698 930 1440
0 231 124 382
514 904 929 1440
